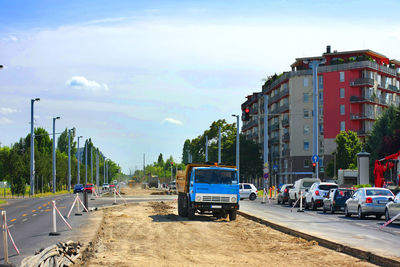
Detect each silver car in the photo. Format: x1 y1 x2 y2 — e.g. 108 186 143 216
385 192 400 222
345 187 394 219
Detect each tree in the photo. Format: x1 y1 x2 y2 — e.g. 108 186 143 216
182 139 191 164
57 128 77 155
157 153 164 167
325 131 362 178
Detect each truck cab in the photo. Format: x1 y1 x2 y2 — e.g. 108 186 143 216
177 164 239 220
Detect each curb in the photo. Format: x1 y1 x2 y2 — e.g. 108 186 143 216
238 210 400 267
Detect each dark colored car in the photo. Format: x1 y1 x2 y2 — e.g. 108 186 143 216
73 184 84 193
84 183 94 193
323 188 354 214
277 184 293 204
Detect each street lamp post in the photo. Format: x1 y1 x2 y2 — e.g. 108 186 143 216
305 59 326 179
67 129 71 192
232 115 240 181
103 157 106 184
77 136 83 184
85 140 88 185
30 98 40 196
52 116 60 193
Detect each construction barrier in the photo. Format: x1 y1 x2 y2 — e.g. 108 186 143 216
2 210 20 264
50 200 72 236
261 188 266 204
67 193 89 218
113 188 128 205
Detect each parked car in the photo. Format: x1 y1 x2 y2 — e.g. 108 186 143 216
84 184 94 193
323 188 354 214
288 178 321 206
277 184 293 204
345 187 394 219
73 184 84 193
305 182 338 210
385 192 400 222
109 184 116 190
168 181 177 191
102 183 109 190
239 183 258 201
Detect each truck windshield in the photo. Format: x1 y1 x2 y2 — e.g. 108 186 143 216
195 169 237 184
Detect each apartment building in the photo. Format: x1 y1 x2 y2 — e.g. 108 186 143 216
242 46 400 184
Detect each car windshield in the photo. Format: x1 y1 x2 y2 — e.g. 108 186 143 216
75 184 83 187
85 184 93 187
366 189 393 196
195 169 237 184
319 184 338 191
302 182 314 188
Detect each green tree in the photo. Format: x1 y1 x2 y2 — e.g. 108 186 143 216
182 139 191 164
326 130 362 178
157 153 164 167
57 128 77 155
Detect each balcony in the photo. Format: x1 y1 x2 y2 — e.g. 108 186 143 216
280 87 289 98
272 151 280 158
282 148 290 156
268 94 280 104
279 103 289 113
241 120 258 131
270 122 280 131
282 132 290 142
281 118 289 127
350 113 375 120
356 129 368 136
269 137 279 144
350 77 374 87
388 84 399 93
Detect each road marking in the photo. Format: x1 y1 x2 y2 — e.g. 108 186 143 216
10 219 16 222
38 206 42 209
22 214 27 217
8 225 13 228
32 214 37 217
22 218 28 222
32 210 36 212
44 209 51 212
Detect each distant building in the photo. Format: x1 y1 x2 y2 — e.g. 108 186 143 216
241 46 400 184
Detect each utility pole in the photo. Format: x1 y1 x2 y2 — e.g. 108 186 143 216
30 98 40 196
205 135 208 162
103 157 106 184
218 126 221 164
77 136 83 184
306 59 325 179
67 129 71 192
96 151 99 188
85 140 88 184
52 116 60 193
232 115 240 180
143 153 146 178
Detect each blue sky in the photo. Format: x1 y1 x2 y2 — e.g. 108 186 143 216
1 0 400 173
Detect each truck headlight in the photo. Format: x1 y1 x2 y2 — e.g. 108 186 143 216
196 195 202 202
231 196 237 203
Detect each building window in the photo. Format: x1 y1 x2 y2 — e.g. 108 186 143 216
340 121 345 131
319 107 324 116
304 159 310 168
304 141 310 151
303 93 309 103
340 104 345 115
340 88 345 98
303 109 309 118
319 124 324 135
340 72 345 82
319 92 323 104
304 77 309 87
304 125 310 134
318 75 323 89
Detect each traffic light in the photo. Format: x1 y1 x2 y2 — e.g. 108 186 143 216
244 107 250 121
312 162 316 173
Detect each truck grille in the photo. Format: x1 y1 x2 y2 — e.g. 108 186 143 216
202 196 230 203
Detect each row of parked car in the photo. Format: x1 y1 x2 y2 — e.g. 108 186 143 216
277 177 400 222
73 183 116 194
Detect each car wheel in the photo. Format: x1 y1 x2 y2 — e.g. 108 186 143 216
330 205 335 214
277 198 281 204
249 193 256 201
323 205 326 213
311 199 316 211
385 208 390 222
357 206 365 219
344 205 351 217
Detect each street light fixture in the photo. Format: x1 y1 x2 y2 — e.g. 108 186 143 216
52 116 60 193
30 98 40 196
77 136 83 184
232 114 240 181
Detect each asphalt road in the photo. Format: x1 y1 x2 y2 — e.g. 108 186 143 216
239 197 400 259
0 192 175 266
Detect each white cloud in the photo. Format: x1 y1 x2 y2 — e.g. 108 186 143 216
66 76 109 91
0 117 12 124
0 107 18 115
162 118 183 125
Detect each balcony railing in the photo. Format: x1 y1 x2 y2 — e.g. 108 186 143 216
281 118 289 127
270 137 279 144
388 84 399 92
282 149 290 156
241 120 258 131
272 151 280 158
356 129 368 136
350 113 375 120
279 103 289 113
270 122 280 131
282 132 290 142
350 77 374 87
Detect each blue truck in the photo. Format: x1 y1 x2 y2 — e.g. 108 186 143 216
176 163 239 220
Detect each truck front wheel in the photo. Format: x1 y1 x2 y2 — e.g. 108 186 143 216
179 194 188 217
228 210 237 221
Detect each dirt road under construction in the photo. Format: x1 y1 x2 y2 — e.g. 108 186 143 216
81 187 374 266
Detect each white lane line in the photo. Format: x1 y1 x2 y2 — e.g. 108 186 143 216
22 218 28 222
8 224 14 228
32 214 37 217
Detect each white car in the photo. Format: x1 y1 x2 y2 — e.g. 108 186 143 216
239 183 258 201
305 182 338 210
102 183 109 190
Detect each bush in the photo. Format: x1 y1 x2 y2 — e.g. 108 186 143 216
353 184 372 189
